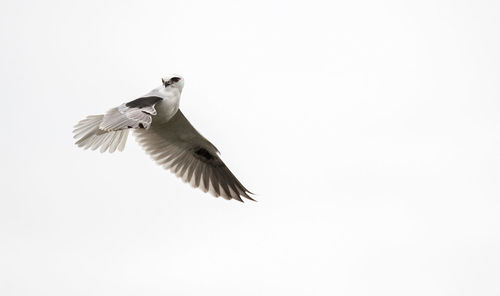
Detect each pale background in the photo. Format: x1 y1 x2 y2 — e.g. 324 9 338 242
1 0 499 295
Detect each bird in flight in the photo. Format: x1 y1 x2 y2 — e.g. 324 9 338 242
73 75 254 202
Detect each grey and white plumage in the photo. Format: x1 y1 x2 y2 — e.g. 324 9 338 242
73 75 253 202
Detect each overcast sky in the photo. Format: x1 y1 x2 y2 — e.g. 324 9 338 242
1 0 499 295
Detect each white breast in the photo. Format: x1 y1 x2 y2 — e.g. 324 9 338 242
142 85 181 123
155 88 181 122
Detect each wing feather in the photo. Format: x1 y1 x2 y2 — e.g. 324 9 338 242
135 110 254 202
74 96 162 153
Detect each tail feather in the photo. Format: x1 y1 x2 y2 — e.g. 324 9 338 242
73 115 129 153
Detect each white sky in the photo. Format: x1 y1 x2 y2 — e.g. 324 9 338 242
1 0 499 295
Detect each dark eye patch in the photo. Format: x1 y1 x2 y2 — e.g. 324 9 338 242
170 77 181 83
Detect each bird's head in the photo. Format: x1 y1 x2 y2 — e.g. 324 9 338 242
162 75 184 92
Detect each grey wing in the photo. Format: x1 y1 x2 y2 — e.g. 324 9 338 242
73 96 162 153
100 96 162 131
135 110 254 202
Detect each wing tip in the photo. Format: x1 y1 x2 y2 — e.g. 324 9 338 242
216 185 256 203
73 115 128 153
239 191 257 202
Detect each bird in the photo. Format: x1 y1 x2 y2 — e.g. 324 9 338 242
73 75 254 202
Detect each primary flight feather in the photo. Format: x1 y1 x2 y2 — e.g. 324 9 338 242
73 75 254 202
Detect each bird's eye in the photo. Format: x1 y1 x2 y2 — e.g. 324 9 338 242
171 77 181 83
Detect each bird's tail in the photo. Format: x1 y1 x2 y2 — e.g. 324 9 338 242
73 115 129 153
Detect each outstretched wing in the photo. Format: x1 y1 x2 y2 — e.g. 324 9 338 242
73 96 162 153
73 115 129 153
100 96 162 131
135 110 254 202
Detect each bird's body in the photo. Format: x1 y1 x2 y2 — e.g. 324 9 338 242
144 84 181 123
73 75 253 202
